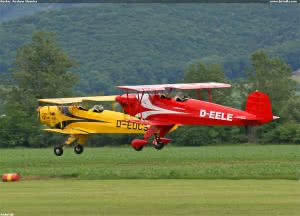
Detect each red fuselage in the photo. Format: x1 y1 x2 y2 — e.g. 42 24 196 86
116 94 263 126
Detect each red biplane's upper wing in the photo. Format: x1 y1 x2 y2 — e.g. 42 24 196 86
117 82 231 92
117 85 166 92
164 82 231 90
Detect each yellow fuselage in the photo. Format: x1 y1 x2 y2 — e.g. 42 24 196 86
38 106 149 134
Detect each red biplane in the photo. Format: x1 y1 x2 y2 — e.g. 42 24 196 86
115 82 279 151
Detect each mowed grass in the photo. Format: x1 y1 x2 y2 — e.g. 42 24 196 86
0 145 300 180
1 179 300 216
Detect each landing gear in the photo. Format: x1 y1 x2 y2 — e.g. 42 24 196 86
153 136 165 150
74 144 84 154
153 141 164 150
54 146 64 156
131 139 148 151
133 146 144 151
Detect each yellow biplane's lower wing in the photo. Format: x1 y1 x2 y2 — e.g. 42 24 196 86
43 128 89 135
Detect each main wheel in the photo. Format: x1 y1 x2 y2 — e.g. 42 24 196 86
54 146 63 156
74 144 84 154
134 146 143 151
154 142 164 150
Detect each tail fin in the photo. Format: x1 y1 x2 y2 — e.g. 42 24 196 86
245 91 278 124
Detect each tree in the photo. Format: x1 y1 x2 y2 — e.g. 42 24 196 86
0 31 77 148
173 60 242 146
246 51 297 114
243 51 297 143
12 31 77 100
184 61 232 105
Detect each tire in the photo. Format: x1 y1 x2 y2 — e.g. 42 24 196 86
54 146 63 156
74 144 84 154
154 142 164 150
134 146 143 151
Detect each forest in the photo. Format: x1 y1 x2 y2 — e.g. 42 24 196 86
0 4 300 147
1 4 300 95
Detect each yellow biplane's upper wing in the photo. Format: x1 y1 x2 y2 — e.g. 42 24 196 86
39 95 117 104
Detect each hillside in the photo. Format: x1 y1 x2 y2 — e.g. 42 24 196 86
0 4 83 23
1 4 300 94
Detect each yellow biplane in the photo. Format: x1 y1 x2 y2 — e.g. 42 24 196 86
37 96 177 156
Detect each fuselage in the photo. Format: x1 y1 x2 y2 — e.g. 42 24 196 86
38 106 149 134
116 94 260 126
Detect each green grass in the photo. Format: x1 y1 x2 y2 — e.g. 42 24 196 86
1 145 299 180
1 146 300 215
1 179 300 216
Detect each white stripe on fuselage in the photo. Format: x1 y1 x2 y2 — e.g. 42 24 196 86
136 94 185 119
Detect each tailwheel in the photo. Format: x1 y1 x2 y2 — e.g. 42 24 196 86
54 146 64 156
74 144 84 154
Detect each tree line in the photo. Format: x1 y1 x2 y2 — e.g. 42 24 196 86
0 31 299 148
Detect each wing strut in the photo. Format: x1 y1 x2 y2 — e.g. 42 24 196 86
136 91 145 119
126 90 130 117
208 89 212 102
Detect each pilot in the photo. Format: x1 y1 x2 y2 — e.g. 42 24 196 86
92 105 104 113
160 93 167 99
175 92 189 102
175 92 184 102
78 105 88 111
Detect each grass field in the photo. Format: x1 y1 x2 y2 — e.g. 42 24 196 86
0 145 299 180
1 179 300 216
1 146 300 216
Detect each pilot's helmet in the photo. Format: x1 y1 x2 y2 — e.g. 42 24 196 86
93 105 104 113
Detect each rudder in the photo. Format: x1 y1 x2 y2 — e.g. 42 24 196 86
245 91 273 124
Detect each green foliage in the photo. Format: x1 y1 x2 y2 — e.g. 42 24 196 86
12 31 77 99
247 51 297 114
279 96 300 123
184 61 232 105
237 51 298 143
0 5 300 95
261 123 300 144
0 31 77 148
